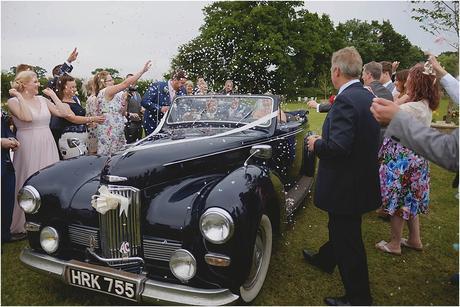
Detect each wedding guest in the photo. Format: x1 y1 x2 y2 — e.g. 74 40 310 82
380 61 396 93
7 71 70 235
47 48 79 156
371 54 458 173
195 78 208 95
141 69 187 134
362 61 394 101
303 47 381 306
84 77 99 155
95 61 151 155
220 79 235 95
185 80 194 96
375 62 440 255
393 69 410 105
56 74 105 159
123 74 143 144
1 111 20 243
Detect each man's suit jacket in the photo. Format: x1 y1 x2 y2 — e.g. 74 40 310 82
318 102 332 113
369 81 393 101
141 81 186 134
313 82 382 215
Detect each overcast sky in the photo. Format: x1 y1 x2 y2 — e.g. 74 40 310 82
1 1 458 80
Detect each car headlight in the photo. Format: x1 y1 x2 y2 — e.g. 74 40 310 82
169 249 196 282
40 226 59 254
18 185 41 214
200 208 234 244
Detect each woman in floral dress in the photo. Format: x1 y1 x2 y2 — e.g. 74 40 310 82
94 61 151 155
376 62 440 255
84 77 99 155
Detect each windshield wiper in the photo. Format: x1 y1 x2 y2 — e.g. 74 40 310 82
191 108 207 126
236 107 256 125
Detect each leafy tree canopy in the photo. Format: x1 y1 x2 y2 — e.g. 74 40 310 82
335 19 425 69
411 0 459 49
9 65 47 79
172 1 338 97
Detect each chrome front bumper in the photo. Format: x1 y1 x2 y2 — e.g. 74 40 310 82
20 248 239 305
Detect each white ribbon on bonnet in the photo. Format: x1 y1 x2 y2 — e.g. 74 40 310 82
91 185 130 217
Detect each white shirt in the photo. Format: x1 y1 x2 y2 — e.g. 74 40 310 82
337 79 360 97
167 80 176 102
383 80 392 88
440 73 459 104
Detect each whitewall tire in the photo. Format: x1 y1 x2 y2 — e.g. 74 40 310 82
239 214 272 303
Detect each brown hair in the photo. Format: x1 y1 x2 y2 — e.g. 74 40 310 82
52 65 63 77
406 63 440 111
172 69 187 80
380 61 392 75
94 71 110 95
16 64 34 75
395 69 409 96
11 70 37 92
56 74 75 100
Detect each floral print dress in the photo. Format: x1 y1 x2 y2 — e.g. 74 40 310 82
378 100 432 220
85 95 99 155
96 89 127 155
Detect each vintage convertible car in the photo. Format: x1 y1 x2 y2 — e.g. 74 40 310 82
19 95 315 305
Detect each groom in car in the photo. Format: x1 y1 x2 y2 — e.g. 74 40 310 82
141 69 187 134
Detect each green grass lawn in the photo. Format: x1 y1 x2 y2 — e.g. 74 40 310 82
1 101 458 305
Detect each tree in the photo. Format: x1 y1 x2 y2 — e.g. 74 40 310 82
437 51 459 77
171 1 338 98
335 19 425 69
9 65 48 78
411 1 459 49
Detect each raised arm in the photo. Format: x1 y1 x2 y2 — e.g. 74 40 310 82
104 61 151 100
7 89 33 122
42 88 72 118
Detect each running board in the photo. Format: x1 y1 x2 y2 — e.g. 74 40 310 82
285 176 314 216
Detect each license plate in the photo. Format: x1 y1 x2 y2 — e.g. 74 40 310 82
66 266 138 301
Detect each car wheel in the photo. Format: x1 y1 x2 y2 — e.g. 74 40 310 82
239 214 272 303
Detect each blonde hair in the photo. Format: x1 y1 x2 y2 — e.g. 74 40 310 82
11 70 37 92
331 46 363 79
83 77 96 97
94 71 110 95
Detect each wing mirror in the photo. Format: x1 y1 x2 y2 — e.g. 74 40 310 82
67 138 80 148
67 138 84 156
244 145 272 167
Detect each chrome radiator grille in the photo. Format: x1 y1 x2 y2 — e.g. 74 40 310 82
143 237 182 261
98 185 141 258
68 224 100 248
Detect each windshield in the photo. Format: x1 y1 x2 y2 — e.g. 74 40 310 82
166 96 275 127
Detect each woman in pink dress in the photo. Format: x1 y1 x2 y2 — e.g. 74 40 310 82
7 70 71 235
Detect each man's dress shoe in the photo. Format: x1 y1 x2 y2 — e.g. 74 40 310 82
302 249 334 274
324 296 351 306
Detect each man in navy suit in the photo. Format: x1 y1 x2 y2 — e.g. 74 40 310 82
303 47 381 306
141 69 187 134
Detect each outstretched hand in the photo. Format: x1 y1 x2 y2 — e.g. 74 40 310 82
142 60 152 73
67 47 78 63
370 97 400 126
307 100 318 109
427 53 447 78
